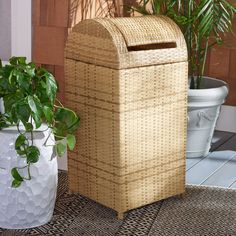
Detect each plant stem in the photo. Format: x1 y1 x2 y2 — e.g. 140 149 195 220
17 165 28 170
56 98 64 108
27 164 31 180
16 123 23 135
16 164 31 180
30 116 34 145
201 39 209 79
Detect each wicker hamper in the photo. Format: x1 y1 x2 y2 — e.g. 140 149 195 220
65 16 188 219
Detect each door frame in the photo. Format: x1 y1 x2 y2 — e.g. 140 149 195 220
11 0 32 60
2 0 32 65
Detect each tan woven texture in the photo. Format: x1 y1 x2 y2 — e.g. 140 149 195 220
64 16 188 218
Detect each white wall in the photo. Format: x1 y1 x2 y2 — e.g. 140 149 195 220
0 0 11 61
11 0 32 60
216 105 236 133
2 0 32 64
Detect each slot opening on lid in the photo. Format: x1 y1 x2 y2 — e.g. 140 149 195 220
127 42 177 52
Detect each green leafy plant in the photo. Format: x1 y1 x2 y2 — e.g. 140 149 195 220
0 57 80 187
130 0 236 89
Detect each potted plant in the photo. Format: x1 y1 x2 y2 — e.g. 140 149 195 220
0 57 80 229
131 0 236 158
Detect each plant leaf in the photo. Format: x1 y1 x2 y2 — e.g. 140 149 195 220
14 70 30 91
46 73 57 103
24 122 33 132
56 142 66 157
15 134 26 149
43 105 53 123
67 134 76 150
11 167 23 181
32 112 42 129
11 179 22 188
28 95 37 113
26 146 40 163
16 102 31 124
54 107 80 136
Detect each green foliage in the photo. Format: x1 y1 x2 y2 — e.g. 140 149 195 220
131 0 236 89
11 168 24 182
0 57 80 187
11 168 23 188
26 146 40 164
56 142 67 156
12 179 23 188
67 134 76 150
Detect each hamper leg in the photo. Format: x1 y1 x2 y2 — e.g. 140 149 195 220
178 192 186 198
117 212 124 220
68 189 75 194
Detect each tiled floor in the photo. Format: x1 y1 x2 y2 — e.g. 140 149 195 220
186 131 236 189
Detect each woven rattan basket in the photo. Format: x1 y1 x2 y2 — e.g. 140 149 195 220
65 16 188 219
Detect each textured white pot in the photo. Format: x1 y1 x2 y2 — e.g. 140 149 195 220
187 77 229 158
0 125 58 229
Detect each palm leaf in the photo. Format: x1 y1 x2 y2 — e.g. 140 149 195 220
131 0 236 88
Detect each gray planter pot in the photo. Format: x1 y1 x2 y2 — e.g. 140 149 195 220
187 77 229 158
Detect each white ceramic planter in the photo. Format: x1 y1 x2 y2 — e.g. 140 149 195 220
0 125 58 229
187 77 229 158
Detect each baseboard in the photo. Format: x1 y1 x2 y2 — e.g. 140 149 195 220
216 105 236 133
1 61 8 65
57 153 68 170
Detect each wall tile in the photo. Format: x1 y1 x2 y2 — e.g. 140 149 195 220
40 0 69 27
33 26 67 66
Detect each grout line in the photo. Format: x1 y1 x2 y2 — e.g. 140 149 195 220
147 201 164 236
188 183 235 190
186 154 210 172
199 152 236 185
228 180 236 189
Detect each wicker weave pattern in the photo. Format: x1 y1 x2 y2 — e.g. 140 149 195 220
65 16 188 218
66 16 187 69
